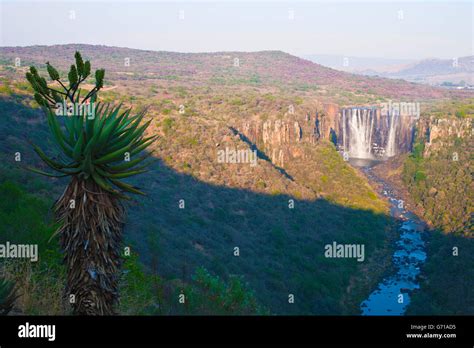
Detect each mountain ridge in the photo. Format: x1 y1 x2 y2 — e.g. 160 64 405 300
1 44 472 102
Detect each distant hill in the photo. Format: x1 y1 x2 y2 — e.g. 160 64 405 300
395 56 472 75
385 56 474 85
303 53 474 87
351 56 474 86
303 54 415 74
0 44 470 101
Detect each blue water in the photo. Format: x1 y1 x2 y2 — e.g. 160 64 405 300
360 168 427 315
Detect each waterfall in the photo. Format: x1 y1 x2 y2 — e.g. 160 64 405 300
340 106 412 159
386 113 398 157
347 108 374 159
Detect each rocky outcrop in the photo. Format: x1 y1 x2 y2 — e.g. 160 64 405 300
419 117 473 156
237 103 339 167
240 119 305 167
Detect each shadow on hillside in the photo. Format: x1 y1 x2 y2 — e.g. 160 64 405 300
125 156 395 315
228 126 294 180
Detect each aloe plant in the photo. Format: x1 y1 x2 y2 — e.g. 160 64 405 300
26 52 156 315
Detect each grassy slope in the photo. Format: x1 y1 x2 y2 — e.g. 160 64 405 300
0 179 266 315
402 137 473 236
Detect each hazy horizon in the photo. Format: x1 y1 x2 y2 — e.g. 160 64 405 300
1 1 472 61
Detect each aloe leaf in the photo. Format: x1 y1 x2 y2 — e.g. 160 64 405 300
110 179 145 195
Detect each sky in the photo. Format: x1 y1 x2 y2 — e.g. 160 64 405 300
0 0 472 60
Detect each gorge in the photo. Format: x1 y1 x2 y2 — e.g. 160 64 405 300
238 104 421 167
238 102 473 170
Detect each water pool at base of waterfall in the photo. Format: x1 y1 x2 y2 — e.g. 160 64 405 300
348 158 383 168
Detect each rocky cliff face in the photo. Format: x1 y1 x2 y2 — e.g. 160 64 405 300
239 119 304 168
419 117 473 156
236 99 473 167
237 103 339 167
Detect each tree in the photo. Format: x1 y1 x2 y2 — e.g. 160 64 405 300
25 52 156 315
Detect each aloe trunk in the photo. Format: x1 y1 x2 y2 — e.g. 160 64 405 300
56 178 123 314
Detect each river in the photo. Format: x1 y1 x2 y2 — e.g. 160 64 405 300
350 159 428 315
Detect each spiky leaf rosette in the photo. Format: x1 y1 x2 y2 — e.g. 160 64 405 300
27 105 156 314
27 103 157 199
28 105 156 315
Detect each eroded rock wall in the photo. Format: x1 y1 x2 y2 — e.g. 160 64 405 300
237 103 339 167
419 117 473 156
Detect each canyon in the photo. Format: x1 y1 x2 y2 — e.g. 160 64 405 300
237 104 471 167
